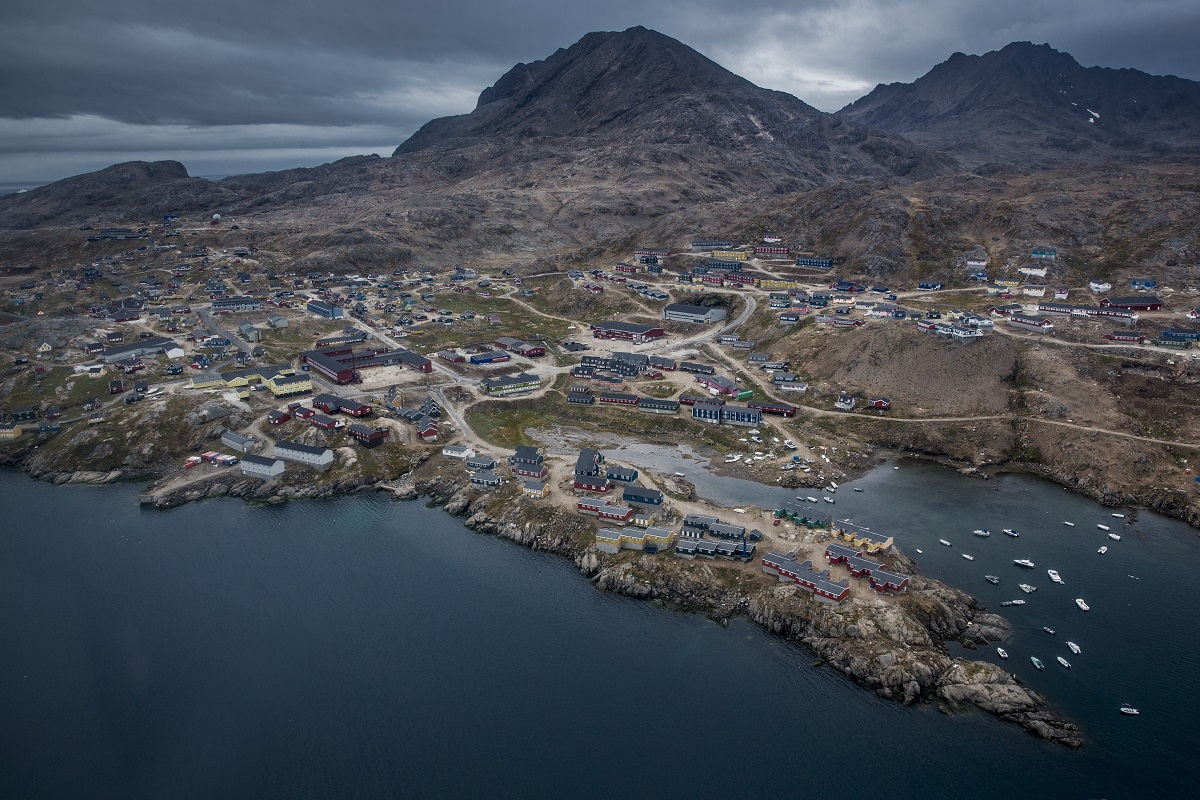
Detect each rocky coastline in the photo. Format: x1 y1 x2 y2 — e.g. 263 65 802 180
389 473 1083 747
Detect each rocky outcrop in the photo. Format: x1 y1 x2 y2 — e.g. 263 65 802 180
412 473 1082 748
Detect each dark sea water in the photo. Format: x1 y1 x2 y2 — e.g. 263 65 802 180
1 463 1196 799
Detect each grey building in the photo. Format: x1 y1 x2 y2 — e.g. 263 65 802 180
663 304 728 324
275 440 335 470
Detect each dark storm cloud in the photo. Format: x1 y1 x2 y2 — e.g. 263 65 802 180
2 0 1199 182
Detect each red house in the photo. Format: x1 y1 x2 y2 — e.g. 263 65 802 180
868 398 891 410
1101 296 1163 312
574 476 612 493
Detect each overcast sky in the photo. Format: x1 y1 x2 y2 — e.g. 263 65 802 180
3 0 1199 186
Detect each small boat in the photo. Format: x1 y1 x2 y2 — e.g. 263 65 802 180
1020 584 1037 593
823 497 835 504
1000 599 1026 607
1076 598 1090 611
1120 706 1140 716
1097 524 1110 531
973 529 991 537
939 539 952 547
1002 528 1020 537
893 466 899 470
673 472 685 477
1108 533 1121 541
1112 513 1125 518
1043 626 1056 635
1013 559 1036 568
985 575 1000 584
915 549 923 554
1057 656 1072 669
1031 656 1045 670
806 496 818 503
997 647 1009 659
962 554 975 561
725 454 741 463
853 487 864 492
1067 641 1081 654
1063 521 1075 527
1097 546 1108 554
829 481 838 490
1048 569 1063 584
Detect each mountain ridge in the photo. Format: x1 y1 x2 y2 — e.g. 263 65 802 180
837 41 1200 166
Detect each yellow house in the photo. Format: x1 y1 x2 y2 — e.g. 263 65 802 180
995 279 1022 287
189 375 226 389
711 250 748 261
759 279 801 290
595 526 676 554
834 524 894 554
0 423 22 440
522 481 549 499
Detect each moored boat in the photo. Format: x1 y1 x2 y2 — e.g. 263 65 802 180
1031 656 1045 670
1108 533 1121 541
1043 626 1056 635
1067 641 1081 654
1076 598 1090 611
985 575 1000 584
1098 524 1110 531
915 549 923 554
1057 656 1072 669
823 496 835 504
973 529 991 537
853 487 864 492
1019 584 1037 593
1048 569 1063 584
997 647 1009 659
1002 528 1020 537
1097 546 1108 554
1112 513 1125 518
1013 559 1036 568
806 496 818 503
1120 706 1140 716
962 554 975 561
1000 599 1026 606
1063 521 1075 527
939 539 952 547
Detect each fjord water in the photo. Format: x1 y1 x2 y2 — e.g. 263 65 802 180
1 465 1195 799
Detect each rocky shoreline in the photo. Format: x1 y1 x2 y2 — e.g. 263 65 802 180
388 473 1084 747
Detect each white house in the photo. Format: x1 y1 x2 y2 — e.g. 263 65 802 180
1089 280 1112 292
275 440 335 471
240 454 285 478
442 444 476 459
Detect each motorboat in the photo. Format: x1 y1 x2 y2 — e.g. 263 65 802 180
1048 569 1063 584
1063 521 1075 527
1019 584 1037 593
973 529 991 537
985 575 1000 584
1013 559 1036 568
1030 656 1045 670
1097 524 1111 531
1076 598 1090 611
939 539 952 547
1000 599 1026 606
806 496 819 503
915 549 923 554
1002 528 1020 537
1097 546 1108 554
725 454 742 463
1120 707 1140 716
823 497 835 504
997 648 1009 659
1108 533 1121 541
962 554 975 561
853 487 864 493
1043 627 1056 635
1057 656 1072 669
1112 513 1125 518
1067 641 1081 654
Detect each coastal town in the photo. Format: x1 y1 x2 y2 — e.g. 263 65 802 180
2 215 1198 749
